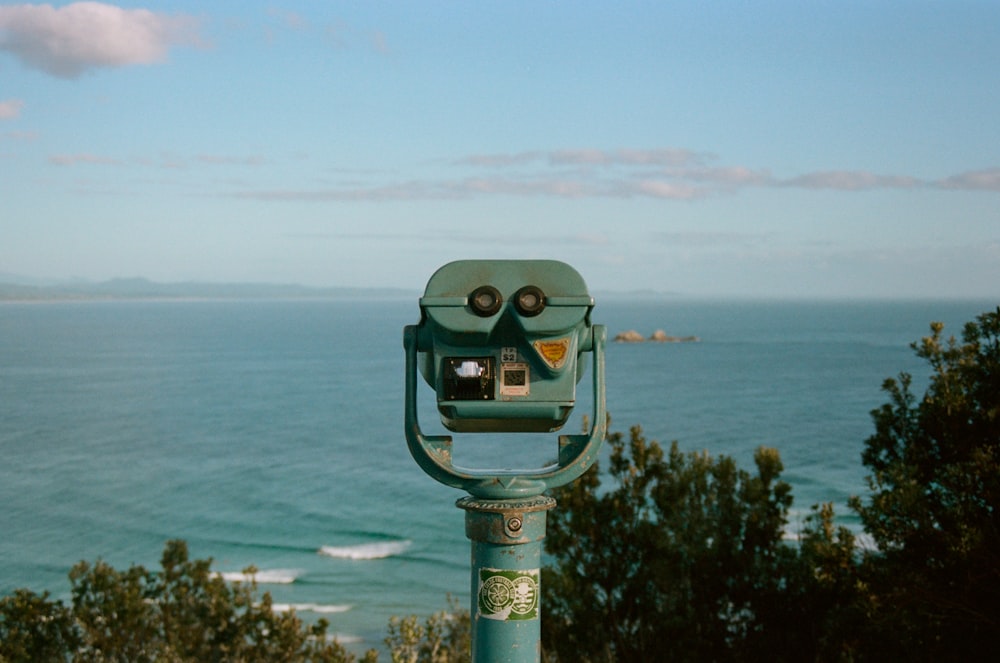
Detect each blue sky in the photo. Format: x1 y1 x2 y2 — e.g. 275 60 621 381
1 1 998 298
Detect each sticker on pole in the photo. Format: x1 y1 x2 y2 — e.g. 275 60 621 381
477 568 539 621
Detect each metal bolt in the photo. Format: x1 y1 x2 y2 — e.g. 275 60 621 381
507 517 523 532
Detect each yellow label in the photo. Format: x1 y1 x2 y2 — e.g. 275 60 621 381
533 338 570 369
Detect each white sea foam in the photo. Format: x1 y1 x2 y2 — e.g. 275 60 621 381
272 603 352 614
318 540 412 560
217 568 301 584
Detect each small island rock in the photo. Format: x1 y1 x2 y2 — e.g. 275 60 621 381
613 329 701 343
614 329 646 343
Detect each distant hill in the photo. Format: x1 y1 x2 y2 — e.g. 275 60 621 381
0 277 415 302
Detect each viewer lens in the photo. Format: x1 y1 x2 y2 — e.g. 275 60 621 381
515 286 545 317
469 286 503 317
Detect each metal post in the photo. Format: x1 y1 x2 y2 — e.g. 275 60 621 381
457 495 556 663
405 262 606 661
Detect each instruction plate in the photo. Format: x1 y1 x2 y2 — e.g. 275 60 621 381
500 362 529 396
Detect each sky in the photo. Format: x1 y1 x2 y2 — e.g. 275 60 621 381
1 1 999 299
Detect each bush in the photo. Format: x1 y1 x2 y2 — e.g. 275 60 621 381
1 540 374 663
849 307 1000 660
542 424 825 662
383 597 469 663
1 539 475 663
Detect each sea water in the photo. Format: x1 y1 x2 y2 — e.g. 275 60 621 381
1 297 995 650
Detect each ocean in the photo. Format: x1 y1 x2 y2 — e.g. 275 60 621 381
1 296 995 651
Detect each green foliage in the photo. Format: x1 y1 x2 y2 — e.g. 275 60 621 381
794 503 866 660
383 597 469 663
0 589 78 662
849 307 1000 660
1 539 473 663
1 540 375 663
542 424 827 662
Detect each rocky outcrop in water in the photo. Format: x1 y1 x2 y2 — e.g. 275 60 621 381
614 329 700 343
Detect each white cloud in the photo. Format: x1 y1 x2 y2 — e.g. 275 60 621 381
550 148 705 167
267 9 308 32
49 153 122 166
197 154 266 166
455 176 593 198
651 231 772 248
937 169 1000 192
457 151 542 167
459 148 707 169
0 2 204 78
371 30 390 55
2 129 37 141
672 166 773 187
627 179 703 200
45 150 267 170
780 171 921 191
0 98 24 119
221 147 1000 203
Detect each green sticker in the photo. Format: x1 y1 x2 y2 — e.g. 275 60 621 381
478 568 539 621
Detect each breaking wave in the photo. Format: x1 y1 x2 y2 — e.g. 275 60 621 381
318 540 412 560
272 603 352 614
216 568 302 584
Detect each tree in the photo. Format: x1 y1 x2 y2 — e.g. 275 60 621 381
1 539 475 663
793 502 867 661
0 589 78 662
383 597 470 663
849 307 1000 660
542 424 823 662
1 539 375 663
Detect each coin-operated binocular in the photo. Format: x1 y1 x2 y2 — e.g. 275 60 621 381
403 259 606 499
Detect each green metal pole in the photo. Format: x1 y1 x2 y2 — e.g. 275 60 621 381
457 495 556 663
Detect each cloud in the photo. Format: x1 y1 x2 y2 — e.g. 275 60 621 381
49 153 122 166
670 166 773 187
626 179 704 200
371 30 390 55
282 230 611 248
267 9 308 32
780 171 921 191
197 154 266 166
263 8 307 45
455 149 1000 196
550 148 706 167
456 151 543 167
0 2 205 78
233 177 707 202
456 177 594 198
937 168 1000 192
458 148 707 169
45 150 268 169
234 181 445 202
0 98 24 119
651 231 772 248
218 146 1000 203
2 129 37 141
